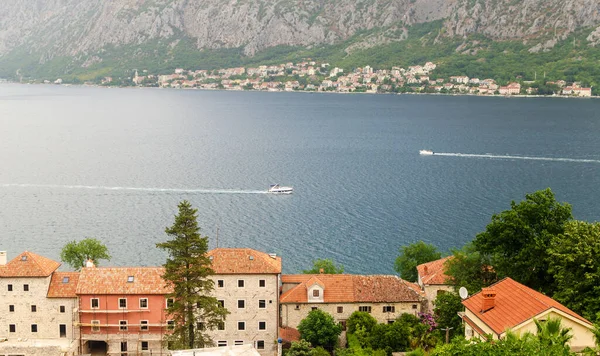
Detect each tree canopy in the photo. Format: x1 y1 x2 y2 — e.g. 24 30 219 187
347 311 378 334
303 258 345 274
433 292 464 340
60 237 111 270
156 200 228 349
395 241 442 282
298 309 342 349
444 242 497 294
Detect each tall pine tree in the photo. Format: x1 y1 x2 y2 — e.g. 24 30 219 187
157 200 229 349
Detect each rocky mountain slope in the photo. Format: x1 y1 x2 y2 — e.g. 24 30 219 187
0 0 599 78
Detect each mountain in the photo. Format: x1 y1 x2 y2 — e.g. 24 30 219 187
0 0 599 81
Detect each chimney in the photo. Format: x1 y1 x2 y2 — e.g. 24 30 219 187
85 259 96 268
319 268 324 274
0 251 6 265
481 287 496 313
423 265 428 275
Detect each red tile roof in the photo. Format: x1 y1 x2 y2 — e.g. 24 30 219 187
76 267 173 295
417 256 453 285
207 248 282 274
0 251 60 277
462 277 592 335
280 274 421 303
279 326 301 342
47 272 80 298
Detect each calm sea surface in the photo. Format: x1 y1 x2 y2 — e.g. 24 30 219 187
1 84 599 273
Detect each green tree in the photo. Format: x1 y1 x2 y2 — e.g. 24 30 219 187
395 241 442 282
298 309 342 349
548 221 600 321
303 258 344 274
433 292 464 341
288 340 313 356
473 188 572 294
156 200 229 349
534 317 573 349
60 237 111 270
347 311 378 334
445 243 497 295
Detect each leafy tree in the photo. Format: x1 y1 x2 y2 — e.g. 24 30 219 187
60 237 111 270
156 200 229 349
311 347 331 356
534 317 573 349
548 221 600 321
298 309 342 349
395 241 442 282
288 340 313 356
347 311 378 334
444 243 497 297
473 188 572 294
433 292 464 340
303 258 344 274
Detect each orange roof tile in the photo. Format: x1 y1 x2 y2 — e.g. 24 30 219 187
47 272 80 298
417 256 453 285
0 251 60 277
76 267 173 295
279 327 301 342
462 277 592 335
207 248 281 274
280 274 421 304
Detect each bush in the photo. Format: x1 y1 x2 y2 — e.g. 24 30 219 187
347 311 378 334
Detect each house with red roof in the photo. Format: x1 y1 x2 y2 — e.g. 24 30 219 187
279 274 423 332
0 251 79 356
416 256 454 311
461 277 595 351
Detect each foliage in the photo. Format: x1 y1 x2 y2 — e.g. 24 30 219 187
288 340 313 356
445 242 496 293
60 237 111 270
395 241 442 282
347 311 378 334
311 346 331 356
534 317 572 350
430 334 573 356
298 309 342 348
433 292 464 340
156 200 229 349
303 258 345 274
548 221 600 322
473 188 572 294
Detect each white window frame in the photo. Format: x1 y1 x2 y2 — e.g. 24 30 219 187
256 340 265 350
91 298 100 309
166 298 175 308
237 299 245 309
217 279 224 288
234 340 244 346
167 320 175 330
238 321 246 331
140 320 149 331
259 279 266 287
91 320 100 332
139 298 148 309
118 298 127 309
119 320 128 331
258 321 267 330
258 300 266 309
237 279 245 288
141 341 149 350
217 341 227 347
217 321 225 331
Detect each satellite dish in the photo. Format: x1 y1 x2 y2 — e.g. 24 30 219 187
459 287 469 300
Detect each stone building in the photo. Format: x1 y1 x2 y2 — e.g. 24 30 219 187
206 248 282 356
279 274 423 331
0 251 79 356
416 256 455 311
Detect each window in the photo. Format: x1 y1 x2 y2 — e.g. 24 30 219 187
119 320 128 331
197 322 205 331
9 324 15 333
217 321 225 330
337 306 344 313
121 341 128 356
235 340 244 346
217 341 227 347
62 276 70 283
387 320 395 325
141 341 149 351
383 306 395 313
31 305 37 312
340 320 347 331
23 284 29 291
139 298 148 309
127 276 134 283
412 304 418 310
9 305 14 312
259 279 266 287
21 255 27 261
119 298 127 309
259 300 266 309
167 320 175 330
295 304 300 310
258 321 266 330
60 324 67 338
358 306 371 313
60 305 66 313
167 298 174 308
7 284 12 291
91 298 99 309
311 307 318 311
238 300 245 309
91 320 100 332
217 280 224 288
31 324 38 332
140 320 148 331
218 300 224 308
238 321 245 331
256 340 265 350
238 279 244 288
312 289 320 297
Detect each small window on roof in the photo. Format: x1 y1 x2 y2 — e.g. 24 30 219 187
62 277 70 284
21 255 27 261
127 276 134 283
249 255 254 260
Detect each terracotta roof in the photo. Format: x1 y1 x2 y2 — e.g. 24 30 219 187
47 272 80 298
417 256 453 285
279 327 300 342
76 267 173 295
280 274 421 303
462 277 592 335
0 251 60 277
404 280 426 298
207 248 281 274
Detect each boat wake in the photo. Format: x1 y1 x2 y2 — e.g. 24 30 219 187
433 152 600 164
0 183 269 194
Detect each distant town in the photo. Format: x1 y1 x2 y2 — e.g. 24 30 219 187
47 60 594 97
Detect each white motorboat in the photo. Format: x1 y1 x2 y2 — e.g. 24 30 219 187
268 184 293 194
419 150 434 155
